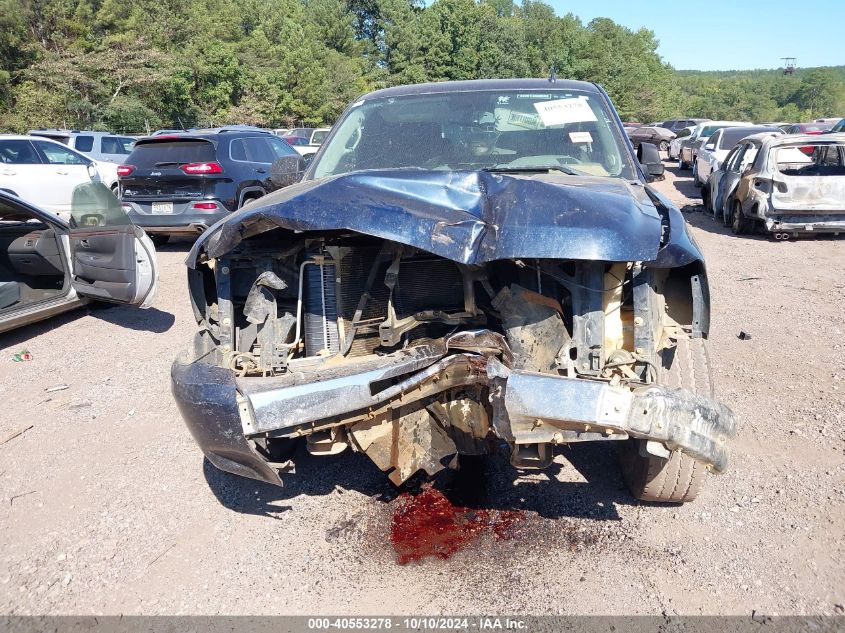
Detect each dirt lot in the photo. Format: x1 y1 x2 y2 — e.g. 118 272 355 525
1 164 844 616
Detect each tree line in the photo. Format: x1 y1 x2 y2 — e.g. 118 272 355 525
1 0 843 133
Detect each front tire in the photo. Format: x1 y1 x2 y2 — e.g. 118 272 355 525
658 140 669 152
618 337 712 503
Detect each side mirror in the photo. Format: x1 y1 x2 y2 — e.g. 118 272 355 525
270 155 306 188
704 143 715 151
637 142 665 181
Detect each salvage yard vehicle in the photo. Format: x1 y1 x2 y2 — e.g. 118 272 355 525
706 132 773 221
726 133 845 238
118 128 304 246
658 118 710 133
0 135 120 218
668 126 693 160
29 129 136 165
173 79 737 503
626 125 675 152
694 126 782 193
0 184 158 334
678 121 751 170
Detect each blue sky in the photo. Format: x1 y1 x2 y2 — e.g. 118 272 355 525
545 0 845 71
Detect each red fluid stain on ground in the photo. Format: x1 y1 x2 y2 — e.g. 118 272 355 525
390 486 523 564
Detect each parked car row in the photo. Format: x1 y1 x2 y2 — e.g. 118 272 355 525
667 114 845 240
703 132 845 238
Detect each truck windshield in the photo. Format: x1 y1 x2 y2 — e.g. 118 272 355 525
312 89 633 179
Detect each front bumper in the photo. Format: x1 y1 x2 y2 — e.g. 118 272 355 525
173 333 737 486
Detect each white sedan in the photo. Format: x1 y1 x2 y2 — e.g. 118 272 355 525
0 135 119 220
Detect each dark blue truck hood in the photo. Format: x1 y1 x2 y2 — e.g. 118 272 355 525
188 169 670 266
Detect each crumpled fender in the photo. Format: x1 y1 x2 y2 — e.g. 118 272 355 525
187 170 668 266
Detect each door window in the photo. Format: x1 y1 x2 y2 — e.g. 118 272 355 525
34 141 89 165
243 137 276 164
722 148 740 171
70 182 130 228
74 136 95 152
229 139 249 161
704 131 720 149
101 136 134 155
0 140 42 164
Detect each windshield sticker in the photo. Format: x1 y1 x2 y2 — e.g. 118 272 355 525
533 97 597 126
507 111 542 129
569 131 593 143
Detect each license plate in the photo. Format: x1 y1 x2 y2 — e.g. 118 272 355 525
152 202 173 214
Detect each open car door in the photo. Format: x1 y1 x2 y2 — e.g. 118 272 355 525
68 182 158 307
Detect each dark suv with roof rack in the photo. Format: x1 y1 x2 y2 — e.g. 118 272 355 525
118 128 303 245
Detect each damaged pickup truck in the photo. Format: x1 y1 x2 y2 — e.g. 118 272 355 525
173 79 737 503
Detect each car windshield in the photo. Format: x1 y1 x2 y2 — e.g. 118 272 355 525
312 89 632 179
801 124 831 133
698 125 728 139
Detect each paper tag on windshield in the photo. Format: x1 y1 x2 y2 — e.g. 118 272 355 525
533 97 597 126
569 131 593 143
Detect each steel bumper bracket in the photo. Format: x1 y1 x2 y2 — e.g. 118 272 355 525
487 358 738 472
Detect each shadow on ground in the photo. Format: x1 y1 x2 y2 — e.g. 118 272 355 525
87 304 175 333
203 439 656 522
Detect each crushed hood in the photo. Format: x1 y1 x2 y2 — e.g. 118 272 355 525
189 169 663 266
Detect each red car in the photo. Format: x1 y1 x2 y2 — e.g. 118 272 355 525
784 122 835 155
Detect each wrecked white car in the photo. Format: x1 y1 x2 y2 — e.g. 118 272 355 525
727 133 845 238
172 79 736 503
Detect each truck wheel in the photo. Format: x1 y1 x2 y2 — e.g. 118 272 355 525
618 337 712 503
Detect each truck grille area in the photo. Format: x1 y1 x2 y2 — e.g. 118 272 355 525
321 245 468 357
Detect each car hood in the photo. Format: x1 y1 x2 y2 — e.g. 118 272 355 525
188 169 664 266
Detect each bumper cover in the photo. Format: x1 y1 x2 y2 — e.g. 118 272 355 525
172 349 283 486
125 200 230 234
763 214 845 234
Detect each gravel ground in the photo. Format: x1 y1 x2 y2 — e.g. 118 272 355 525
0 163 843 616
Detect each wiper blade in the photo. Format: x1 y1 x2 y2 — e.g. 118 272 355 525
482 164 582 175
